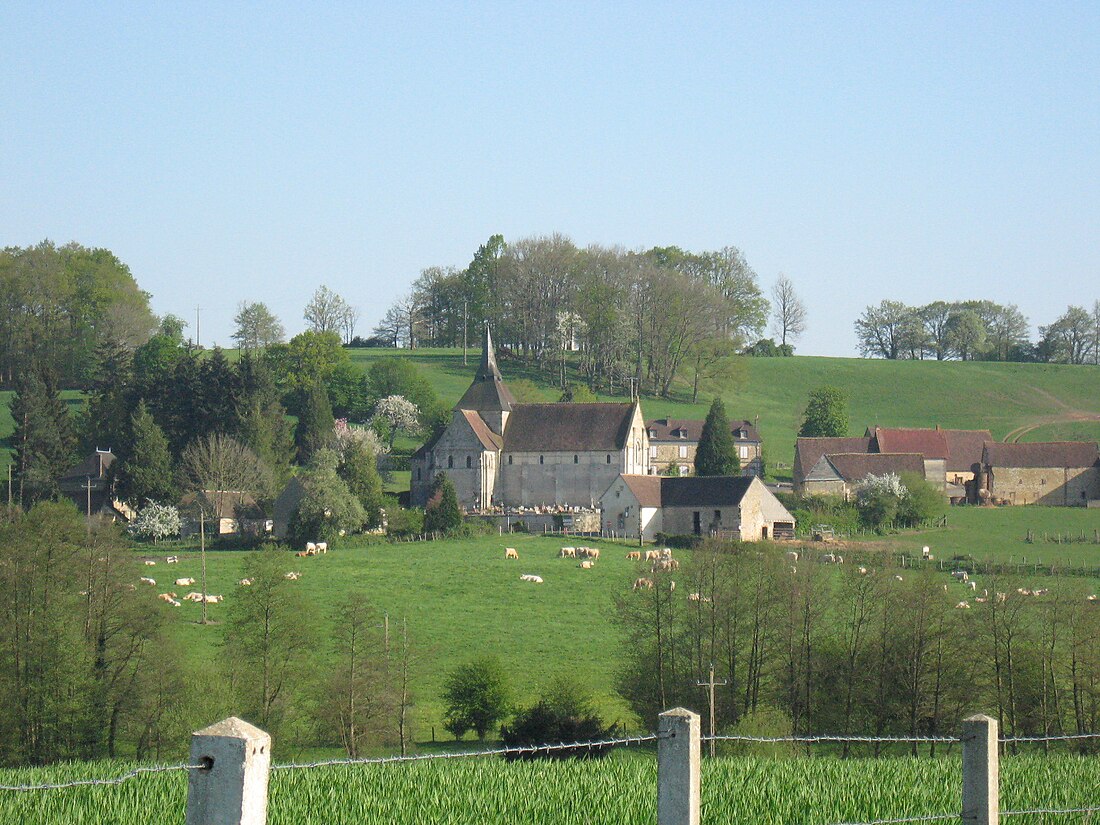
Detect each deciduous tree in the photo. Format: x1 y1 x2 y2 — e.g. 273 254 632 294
770 274 807 349
232 302 285 350
798 386 850 438
441 656 510 740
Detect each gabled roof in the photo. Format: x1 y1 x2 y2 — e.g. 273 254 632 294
869 427 949 460
460 410 504 451
620 475 663 507
454 326 516 412
795 437 872 477
180 490 262 520
823 452 926 483
609 474 757 507
661 475 756 507
646 418 760 444
983 441 1100 469
504 403 638 452
59 450 115 485
942 429 994 471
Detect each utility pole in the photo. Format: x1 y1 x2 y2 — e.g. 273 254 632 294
200 507 208 624
463 300 468 365
696 662 728 758
84 475 94 536
6 463 11 507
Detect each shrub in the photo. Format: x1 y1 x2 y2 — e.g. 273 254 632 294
500 674 617 760
127 502 181 543
718 705 797 758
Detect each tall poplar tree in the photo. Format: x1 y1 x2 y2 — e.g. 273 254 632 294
10 369 74 505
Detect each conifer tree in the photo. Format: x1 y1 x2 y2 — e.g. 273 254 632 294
338 439 385 529
424 473 462 535
118 401 176 505
295 380 335 463
11 368 74 505
694 397 739 476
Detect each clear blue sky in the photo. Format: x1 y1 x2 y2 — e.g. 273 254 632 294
2 2 1097 356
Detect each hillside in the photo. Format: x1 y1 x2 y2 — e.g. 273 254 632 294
347 349 1100 477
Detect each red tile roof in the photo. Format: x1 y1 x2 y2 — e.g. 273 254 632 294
942 429 993 471
825 452 926 482
870 427 949 460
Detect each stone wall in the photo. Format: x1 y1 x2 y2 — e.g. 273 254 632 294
990 466 1100 506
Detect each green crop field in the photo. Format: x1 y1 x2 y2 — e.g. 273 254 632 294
1 752 1096 824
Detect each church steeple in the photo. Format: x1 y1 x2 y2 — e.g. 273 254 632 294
476 323 503 382
454 325 515 419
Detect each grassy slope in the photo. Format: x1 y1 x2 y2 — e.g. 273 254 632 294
347 348 1100 477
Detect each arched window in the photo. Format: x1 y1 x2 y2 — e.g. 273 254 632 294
508 455 513 465
466 455 472 468
448 455 453 469
573 455 578 464
606 454 611 464
539 455 544 465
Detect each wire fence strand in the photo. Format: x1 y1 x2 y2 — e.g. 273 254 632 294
823 814 960 825
1001 807 1100 818
703 734 958 744
0 763 203 792
1000 733 1100 743
271 732 666 771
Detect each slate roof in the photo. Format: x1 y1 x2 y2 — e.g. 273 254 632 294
942 429 994 471
982 442 1100 469
795 437 872 477
460 410 504 451
660 475 756 507
824 452 926 482
503 403 638 452
869 427 950 460
646 418 760 444
454 326 516 412
58 450 115 486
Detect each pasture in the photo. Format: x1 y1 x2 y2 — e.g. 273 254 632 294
150 534 646 740
1 752 1098 824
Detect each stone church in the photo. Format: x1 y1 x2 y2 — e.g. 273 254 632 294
410 330 650 509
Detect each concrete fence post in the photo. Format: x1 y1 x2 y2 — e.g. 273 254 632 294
186 717 272 825
961 714 998 825
658 707 700 825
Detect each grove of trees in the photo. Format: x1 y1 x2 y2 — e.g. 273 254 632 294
376 235 774 397
855 299 1100 364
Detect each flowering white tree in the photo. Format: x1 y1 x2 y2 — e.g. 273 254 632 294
371 395 420 449
127 502 182 544
333 418 388 459
856 473 909 530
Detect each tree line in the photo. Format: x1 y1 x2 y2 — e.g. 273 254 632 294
855 299 1100 364
617 544 1100 750
0 503 415 765
374 235 798 398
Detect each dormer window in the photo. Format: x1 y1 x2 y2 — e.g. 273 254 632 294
679 430 687 439
649 429 657 438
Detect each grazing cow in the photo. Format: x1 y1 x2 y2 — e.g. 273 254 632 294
633 577 655 591
968 581 977 591
204 594 222 604
586 548 600 560
579 560 594 569
669 580 675 591
895 575 904 581
168 598 181 607
184 592 204 602
559 547 576 558
955 601 971 609
1087 594 1097 602
165 556 179 564
157 593 175 602
316 542 328 553
858 566 868 575
786 551 798 562
285 571 302 580
626 551 641 560
505 548 519 559
644 550 660 561
688 592 701 601
822 553 837 564
306 542 316 553
144 560 157 566
520 574 543 583
238 578 252 586
175 577 195 587
140 577 156 586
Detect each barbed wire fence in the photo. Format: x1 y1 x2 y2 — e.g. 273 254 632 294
0 712 1098 825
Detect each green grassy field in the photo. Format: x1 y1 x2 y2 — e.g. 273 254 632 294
1 752 1096 825
155 534 642 739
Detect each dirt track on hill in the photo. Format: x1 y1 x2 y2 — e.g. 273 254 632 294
1002 386 1100 442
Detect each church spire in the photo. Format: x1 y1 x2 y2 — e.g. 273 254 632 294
454 324 515 414
477 322 502 382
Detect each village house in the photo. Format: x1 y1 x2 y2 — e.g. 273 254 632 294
58 449 135 521
410 329 649 509
599 474 795 542
976 442 1100 506
646 417 763 477
799 452 926 499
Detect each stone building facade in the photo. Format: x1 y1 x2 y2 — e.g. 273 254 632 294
646 418 763 477
410 330 649 509
979 442 1100 506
